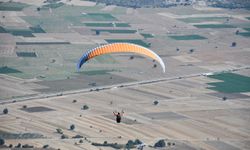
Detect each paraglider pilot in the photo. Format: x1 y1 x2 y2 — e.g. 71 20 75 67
113 110 124 123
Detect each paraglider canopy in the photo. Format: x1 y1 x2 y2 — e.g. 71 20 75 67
77 43 165 72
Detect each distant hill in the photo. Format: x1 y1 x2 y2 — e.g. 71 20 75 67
87 0 250 9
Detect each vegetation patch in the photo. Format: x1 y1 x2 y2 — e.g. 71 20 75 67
16 42 70 45
92 29 136 34
42 2 64 9
141 33 154 38
243 28 250 31
178 17 229 23
85 22 113 27
29 26 46 33
115 23 130 27
16 52 37 58
0 130 44 139
0 66 22 74
168 35 207 40
0 27 7 33
238 32 250 37
6 29 34 37
84 13 117 21
80 69 115 76
105 39 150 48
20 106 55 113
194 24 236 28
0 2 28 11
207 73 250 93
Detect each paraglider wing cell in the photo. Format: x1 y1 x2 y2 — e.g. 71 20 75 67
77 43 165 72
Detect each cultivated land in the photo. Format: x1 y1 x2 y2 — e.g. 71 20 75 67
0 0 250 149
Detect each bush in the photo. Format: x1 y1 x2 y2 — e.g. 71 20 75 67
15 143 21 148
70 124 75 130
72 99 77 103
61 134 68 139
154 139 166 148
153 100 159 105
134 139 142 145
231 42 237 47
9 144 13 148
82 105 89 110
43 144 49 148
79 139 83 143
56 128 63 134
22 144 34 148
3 108 8 114
22 105 27 109
0 138 4 145
72 135 83 138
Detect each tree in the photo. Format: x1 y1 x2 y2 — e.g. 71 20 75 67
0 138 4 145
56 128 63 134
43 144 49 148
72 99 77 103
37 7 40 11
153 100 159 105
130 56 134 60
235 30 239 35
3 108 8 114
82 105 89 110
15 143 21 148
189 49 194 53
126 140 134 149
61 134 68 139
23 105 27 109
154 139 165 148
70 124 75 130
153 64 157 68
134 139 142 145
231 42 237 47
222 96 227 101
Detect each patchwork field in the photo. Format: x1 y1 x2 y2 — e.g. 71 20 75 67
0 0 250 150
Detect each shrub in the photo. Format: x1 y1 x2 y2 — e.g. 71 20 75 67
154 139 166 148
72 99 77 103
134 139 142 145
0 138 4 145
56 128 63 134
153 100 159 105
61 134 68 139
82 105 89 110
43 144 49 148
79 139 83 143
70 124 75 130
22 144 33 148
72 135 83 138
23 105 27 109
15 143 21 148
3 108 8 114
9 144 13 148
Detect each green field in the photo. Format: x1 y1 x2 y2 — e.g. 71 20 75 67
83 13 117 21
207 73 250 93
85 23 114 27
194 24 236 28
115 23 130 27
244 28 250 31
84 22 130 27
238 32 250 37
0 66 22 74
0 2 28 11
105 39 150 48
179 17 229 23
141 33 154 38
16 52 37 57
79 69 115 76
16 42 71 45
168 35 207 40
246 17 250 20
92 29 137 34
42 2 64 9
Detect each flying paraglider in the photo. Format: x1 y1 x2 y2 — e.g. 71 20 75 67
77 43 165 72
